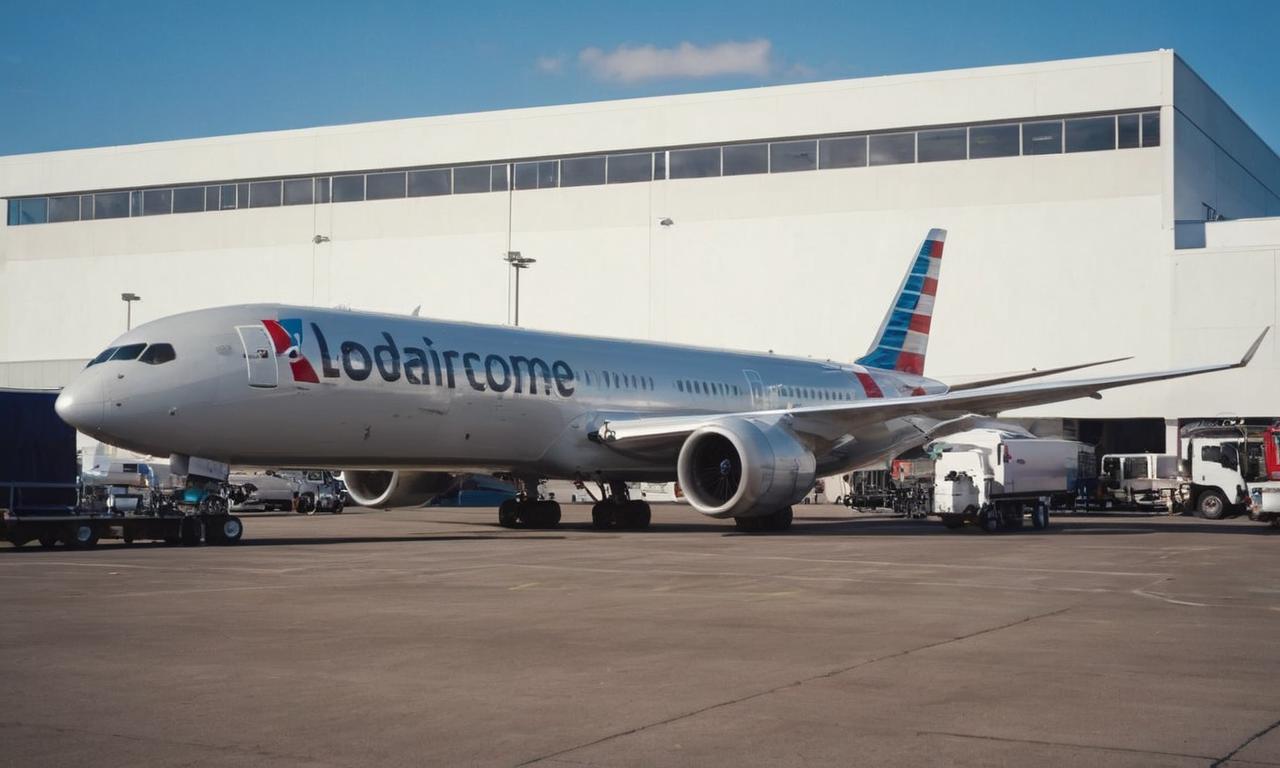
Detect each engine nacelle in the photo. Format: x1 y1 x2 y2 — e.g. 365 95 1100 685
341 470 455 508
676 418 816 518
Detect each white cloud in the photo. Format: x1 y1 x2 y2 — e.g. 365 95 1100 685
577 39 774 83
535 55 565 74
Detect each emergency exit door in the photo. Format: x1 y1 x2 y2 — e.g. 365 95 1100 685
236 325 279 388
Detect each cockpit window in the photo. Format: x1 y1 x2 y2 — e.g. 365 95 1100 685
139 343 176 365
87 347 119 367
110 343 147 361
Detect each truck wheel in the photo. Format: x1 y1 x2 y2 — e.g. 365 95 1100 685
1196 490 1229 520
1031 503 1050 530
941 515 964 530
217 516 244 545
1271 517 1280 529
298 493 316 515
38 532 58 548
979 507 1000 533
64 522 99 549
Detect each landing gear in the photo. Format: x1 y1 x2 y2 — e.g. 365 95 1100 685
497 479 562 529
733 507 793 533
589 482 652 531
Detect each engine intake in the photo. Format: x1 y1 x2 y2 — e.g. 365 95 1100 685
676 418 816 518
342 470 455 508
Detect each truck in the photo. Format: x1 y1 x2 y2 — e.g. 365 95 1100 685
228 469 344 514
1246 423 1280 526
1098 453 1181 512
1178 423 1270 519
930 428 1095 533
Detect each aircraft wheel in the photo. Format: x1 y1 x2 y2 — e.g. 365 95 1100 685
764 507 793 532
941 515 964 530
619 501 651 530
733 515 765 532
523 500 561 529
590 502 614 530
1196 490 1228 520
498 499 520 528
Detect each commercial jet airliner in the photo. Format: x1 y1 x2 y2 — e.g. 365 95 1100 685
55 229 1267 532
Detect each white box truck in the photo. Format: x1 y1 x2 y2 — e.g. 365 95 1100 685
931 428 1095 533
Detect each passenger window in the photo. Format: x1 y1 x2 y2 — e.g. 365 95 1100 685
139 343 176 365
677 380 683 392
111 343 147 361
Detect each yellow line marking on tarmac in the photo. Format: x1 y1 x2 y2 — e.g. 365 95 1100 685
509 582 541 590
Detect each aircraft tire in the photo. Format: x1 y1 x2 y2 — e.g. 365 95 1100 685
941 515 964 530
590 503 614 530
764 507 793 532
620 501 651 530
498 499 520 528
521 500 561 529
733 515 765 532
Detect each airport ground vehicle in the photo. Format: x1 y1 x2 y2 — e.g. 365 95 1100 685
1246 424 1280 526
931 429 1095 532
1098 453 1181 512
1179 423 1270 519
229 470 344 514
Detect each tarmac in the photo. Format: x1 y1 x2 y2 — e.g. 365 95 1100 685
2 504 1279 768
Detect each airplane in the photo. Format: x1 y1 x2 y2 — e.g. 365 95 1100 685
55 228 1268 534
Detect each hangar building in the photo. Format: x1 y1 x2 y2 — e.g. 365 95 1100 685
2 50 1277 455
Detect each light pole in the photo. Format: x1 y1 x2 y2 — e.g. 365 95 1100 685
121 292 141 331
503 251 536 326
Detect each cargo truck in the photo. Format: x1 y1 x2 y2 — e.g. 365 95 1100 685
931 428 1095 532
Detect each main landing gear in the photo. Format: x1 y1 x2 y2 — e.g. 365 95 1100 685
497 478 562 529
733 507 794 533
591 481 652 531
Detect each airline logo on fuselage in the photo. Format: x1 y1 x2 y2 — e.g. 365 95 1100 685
300 321 576 397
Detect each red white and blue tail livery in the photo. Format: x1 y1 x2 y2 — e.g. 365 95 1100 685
856 228 945 376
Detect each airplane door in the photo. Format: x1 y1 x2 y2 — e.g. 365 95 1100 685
236 325 279 388
743 369 765 409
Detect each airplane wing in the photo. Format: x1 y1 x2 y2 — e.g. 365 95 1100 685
595 329 1268 448
944 356 1131 391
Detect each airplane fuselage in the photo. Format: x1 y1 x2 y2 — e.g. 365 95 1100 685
59 304 948 480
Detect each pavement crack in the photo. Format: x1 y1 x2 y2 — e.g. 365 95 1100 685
514 606 1072 766
919 729 1217 761
1212 716 1280 767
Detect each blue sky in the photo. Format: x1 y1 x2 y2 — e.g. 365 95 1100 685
1 0 1278 156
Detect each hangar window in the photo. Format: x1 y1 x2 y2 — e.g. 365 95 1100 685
408 169 451 197
561 156 606 187
48 195 80 223
236 184 249 209
770 140 817 173
539 160 559 188
283 178 314 206
249 180 282 208
917 128 967 162
607 153 653 184
1022 121 1062 154
110 343 147 361
868 133 916 166
220 184 239 209
1141 112 1160 147
969 124 1020 159
95 192 129 219
173 186 205 213
491 164 509 192
514 162 539 190
1065 116 1115 153
366 171 407 200
1117 114 1140 149
819 136 867 169
16 197 48 224
722 144 768 176
654 152 666 180
315 177 331 203
455 165 488 193
80 195 94 220
143 188 173 215
5 200 16 226
332 174 365 203
139 343 176 365
131 190 143 216
669 147 721 179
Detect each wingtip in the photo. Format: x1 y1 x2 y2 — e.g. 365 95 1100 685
1239 326 1270 366
927 228 947 242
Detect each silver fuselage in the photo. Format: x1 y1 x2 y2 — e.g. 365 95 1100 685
57 304 949 480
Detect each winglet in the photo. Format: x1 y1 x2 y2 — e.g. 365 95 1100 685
1238 327 1270 367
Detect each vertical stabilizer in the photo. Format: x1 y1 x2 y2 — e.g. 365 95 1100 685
855 228 946 375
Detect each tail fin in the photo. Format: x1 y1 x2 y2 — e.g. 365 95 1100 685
855 228 946 376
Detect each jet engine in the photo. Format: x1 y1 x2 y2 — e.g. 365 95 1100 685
341 470 455 508
676 418 816 518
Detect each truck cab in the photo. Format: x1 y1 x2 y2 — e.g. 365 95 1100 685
1099 453 1180 511
1181 425 1268 519
1246 424 1280 525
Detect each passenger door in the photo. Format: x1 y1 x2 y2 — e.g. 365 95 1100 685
743 369 765 409
235 325 279 388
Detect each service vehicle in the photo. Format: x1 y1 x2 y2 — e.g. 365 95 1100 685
229 469 344 514
1098 453 1181 512
1246 423 1280 526
1178 423 1270 519
931 428 1095 532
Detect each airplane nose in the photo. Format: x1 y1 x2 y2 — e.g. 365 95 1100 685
55 377 104 432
